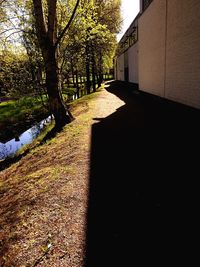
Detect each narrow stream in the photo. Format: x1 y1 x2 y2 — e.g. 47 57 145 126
0 116 53 161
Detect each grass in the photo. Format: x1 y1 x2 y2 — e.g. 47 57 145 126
15 119 55 157
0 96 48 123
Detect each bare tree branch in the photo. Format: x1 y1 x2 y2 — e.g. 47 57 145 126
0 16 19 23
4 30 22 40
55 0 80 47
0 27 26 36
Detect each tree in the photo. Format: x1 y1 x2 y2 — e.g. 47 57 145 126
62 0 121 94
32 0 80 128
0 50 33 97
0 0 122 111
81 0 121 89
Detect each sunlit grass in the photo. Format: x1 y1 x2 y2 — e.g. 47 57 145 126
0 96 49 123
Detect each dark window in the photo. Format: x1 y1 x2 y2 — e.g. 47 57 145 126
129 27 138 46
142 0 153 11
117 26 138 56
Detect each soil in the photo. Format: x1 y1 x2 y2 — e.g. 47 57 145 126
0 81 199 266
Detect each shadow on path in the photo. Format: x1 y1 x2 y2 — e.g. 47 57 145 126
85 81 200 266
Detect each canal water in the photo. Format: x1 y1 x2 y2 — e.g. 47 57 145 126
0 116 53 161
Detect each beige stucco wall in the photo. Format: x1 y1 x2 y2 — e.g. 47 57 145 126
165 0 200 109
114 58 117 80
116 54 124 81
116 0 200 109
138 0 200 109
138 0 167 97
128 42 139 83
138 0 166 96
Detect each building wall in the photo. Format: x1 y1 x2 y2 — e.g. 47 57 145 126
116 0 200 109
165 0 200 109
114 58 117 80
128 42 139 84
138 0 200 109
124 51 129 81
116 54 124 81
138 0 167 97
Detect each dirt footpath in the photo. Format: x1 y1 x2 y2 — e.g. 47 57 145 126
1 81 199 266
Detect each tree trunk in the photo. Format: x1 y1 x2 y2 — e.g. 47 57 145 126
86 59 91 94
45 48 73 128
91 49 96 92
85 42 91 94
98 51 103 85
97 72 101 87
71 58 75 86
75 70 80 98
32 0 79 129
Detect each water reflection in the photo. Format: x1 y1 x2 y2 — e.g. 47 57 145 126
0 116 52 160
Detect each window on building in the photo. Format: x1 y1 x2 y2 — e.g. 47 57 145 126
117 26 138 56
129 27 138 46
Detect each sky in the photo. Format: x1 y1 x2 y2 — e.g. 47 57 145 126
117 0 140 41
